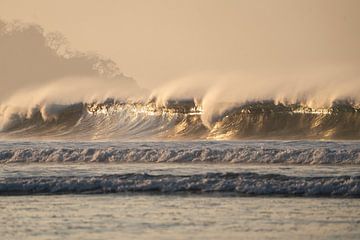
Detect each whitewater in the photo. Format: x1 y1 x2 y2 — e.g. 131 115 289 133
1 19 360 239
1 137 359 238
2 97 359 239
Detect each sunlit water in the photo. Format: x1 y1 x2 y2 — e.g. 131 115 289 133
0 140 359 239
1 195 359 240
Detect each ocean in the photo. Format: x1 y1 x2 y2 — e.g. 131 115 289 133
1 11 360 239
0 139 359 239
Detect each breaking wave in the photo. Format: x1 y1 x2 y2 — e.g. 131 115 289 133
1 99 360 140
1 142 360 165
1 172 359 197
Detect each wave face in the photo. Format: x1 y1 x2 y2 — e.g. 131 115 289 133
1 172 359 196
1 100 360 140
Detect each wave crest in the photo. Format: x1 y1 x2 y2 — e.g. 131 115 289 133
1 99 360 140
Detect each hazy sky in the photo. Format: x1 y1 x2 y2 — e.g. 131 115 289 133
1 0 359 88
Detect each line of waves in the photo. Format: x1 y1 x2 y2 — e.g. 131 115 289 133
1 145 360 164
1 172 359 197
1 99 360 140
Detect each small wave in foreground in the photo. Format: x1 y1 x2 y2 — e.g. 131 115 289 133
1 172 359 197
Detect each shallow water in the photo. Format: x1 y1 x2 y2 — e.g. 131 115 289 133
1 140 359 239
1 195 359 240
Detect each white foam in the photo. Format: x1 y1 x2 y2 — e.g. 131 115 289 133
0 141 359 164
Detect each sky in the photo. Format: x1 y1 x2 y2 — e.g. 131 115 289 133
1 0 359 88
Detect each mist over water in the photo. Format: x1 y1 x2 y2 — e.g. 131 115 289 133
0 20 143 129
0 4 360 239
150 69 360 125
1 20 360 139
1 4 360 240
